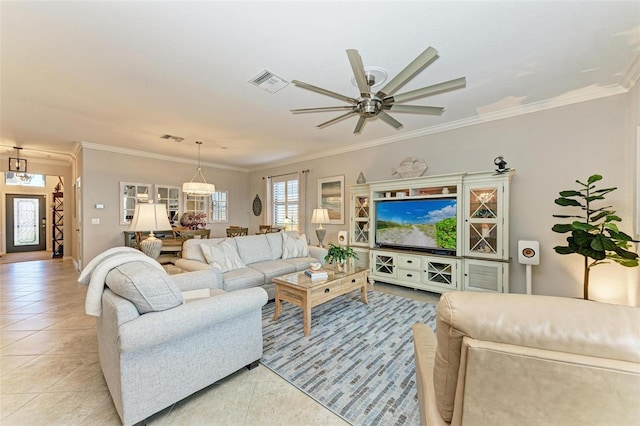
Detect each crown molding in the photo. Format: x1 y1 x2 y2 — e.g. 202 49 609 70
251 82 630 172
621 53 640 89
79 141 250 173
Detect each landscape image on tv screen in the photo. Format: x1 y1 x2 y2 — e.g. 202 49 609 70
375 198 457 252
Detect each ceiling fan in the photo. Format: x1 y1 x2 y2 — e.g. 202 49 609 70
290 46 466 135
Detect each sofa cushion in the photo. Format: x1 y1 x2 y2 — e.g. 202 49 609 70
235 235 273 264
248 259 297 282
282 256 319 272
200 242 244 272
222 267 265 292
105 261 182 314
282 232 309 259
182 237 227 263
266 232 285 260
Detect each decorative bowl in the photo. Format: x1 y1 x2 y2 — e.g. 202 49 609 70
309 262 322 271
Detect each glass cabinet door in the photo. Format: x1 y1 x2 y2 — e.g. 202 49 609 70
350 188 370 247
465 185 503 259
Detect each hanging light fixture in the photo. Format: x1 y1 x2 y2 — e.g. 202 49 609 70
182 141 216 196
8 146 32 183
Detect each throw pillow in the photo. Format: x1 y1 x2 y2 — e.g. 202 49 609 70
105 261 182 314
199 242 244 272
282 232 310 259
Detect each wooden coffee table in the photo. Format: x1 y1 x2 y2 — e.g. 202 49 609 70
272 266 368 337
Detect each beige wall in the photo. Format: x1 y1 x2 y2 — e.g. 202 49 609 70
79 148 250 265
249 91 638 304
72 88 637 304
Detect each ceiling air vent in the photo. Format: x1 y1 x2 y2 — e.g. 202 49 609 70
249 69 289 93
161 134 184 143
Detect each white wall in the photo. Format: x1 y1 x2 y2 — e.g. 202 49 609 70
249 91 638 304
79 148 250 264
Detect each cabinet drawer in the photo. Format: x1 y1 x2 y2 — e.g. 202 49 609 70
398 254 421 270
398 269 422 284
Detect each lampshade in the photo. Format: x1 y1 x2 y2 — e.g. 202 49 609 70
311 208 330 225
129 203 172 233
129 203 172 259
183 141 216 196
182 181 216 196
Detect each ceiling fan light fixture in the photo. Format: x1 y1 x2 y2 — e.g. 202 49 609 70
183 141 216 196
349 66 388 88
291 46 466 136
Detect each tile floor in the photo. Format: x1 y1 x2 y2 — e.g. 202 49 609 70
1 258 440 425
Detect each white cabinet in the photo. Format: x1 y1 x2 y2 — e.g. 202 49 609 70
463 259 508 293
360 170 514 295
369 248 461 293
464 181 509 260
349 184 370 247
348 184 371 268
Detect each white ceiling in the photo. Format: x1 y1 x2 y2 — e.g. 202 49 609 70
1 1 639 171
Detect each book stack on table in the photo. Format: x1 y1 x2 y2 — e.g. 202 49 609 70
304 268 328 280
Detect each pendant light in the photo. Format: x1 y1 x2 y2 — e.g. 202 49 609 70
182 141 216 196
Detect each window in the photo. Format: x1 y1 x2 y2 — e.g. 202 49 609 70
5 173 45 187
156 185 181 224
183 194 208 219
272 173 299 231
119 182 152 225
210 190 228 222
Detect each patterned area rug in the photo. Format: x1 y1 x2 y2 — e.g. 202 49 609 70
261 291 437 426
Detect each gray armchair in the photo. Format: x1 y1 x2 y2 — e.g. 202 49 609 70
82 250 268 426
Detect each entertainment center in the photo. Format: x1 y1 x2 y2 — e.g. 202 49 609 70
348 170 515 294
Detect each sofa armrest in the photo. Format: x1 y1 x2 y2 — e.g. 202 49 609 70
308 246 328 265
117 287 268 353
170 269 223 292
433 291 640 423
174 258 214 272
412 323 448 426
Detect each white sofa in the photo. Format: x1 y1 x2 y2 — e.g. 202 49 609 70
79 247 268 426
175 231 327 298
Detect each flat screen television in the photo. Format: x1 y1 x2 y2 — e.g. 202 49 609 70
375 197 457 255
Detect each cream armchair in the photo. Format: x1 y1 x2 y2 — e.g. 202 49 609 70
412 292 640 426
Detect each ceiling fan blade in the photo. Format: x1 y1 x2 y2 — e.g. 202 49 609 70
388 77 467 104
377 111 404 130
375 46 439 98
291 106 354 114
384 104 444 115
353 116 366 134
346 49 370 98
292 80 357 104
317 111 358 129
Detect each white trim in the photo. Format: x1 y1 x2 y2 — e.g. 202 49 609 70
79 141 249 173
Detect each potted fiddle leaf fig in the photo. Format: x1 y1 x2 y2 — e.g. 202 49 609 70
552 174 639 299
324 243 359 270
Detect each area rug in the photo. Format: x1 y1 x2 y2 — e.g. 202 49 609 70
261 291 437 426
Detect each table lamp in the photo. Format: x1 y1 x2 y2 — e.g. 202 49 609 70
129 203 172 259
311 208 330 247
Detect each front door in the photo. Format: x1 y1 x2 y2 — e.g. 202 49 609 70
5 194 47 253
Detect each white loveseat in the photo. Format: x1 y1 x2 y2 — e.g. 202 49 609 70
174 231 328 298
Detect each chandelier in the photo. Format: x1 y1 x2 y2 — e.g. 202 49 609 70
182 141 216 196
